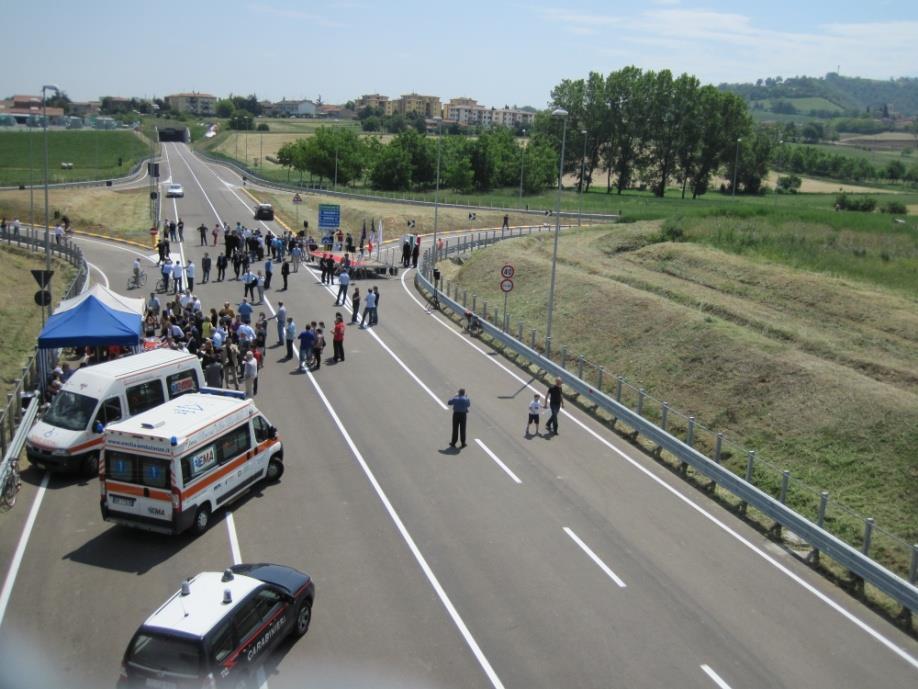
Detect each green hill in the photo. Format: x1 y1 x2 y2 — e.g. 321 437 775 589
720 73 918 117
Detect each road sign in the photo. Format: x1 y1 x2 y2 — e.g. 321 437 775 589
34 290 51 306
31 269 54 288
468 212 477 221
292 193 303 205
500 264 515 279
318 204 341 229
499 278 514 293
406 219 416 228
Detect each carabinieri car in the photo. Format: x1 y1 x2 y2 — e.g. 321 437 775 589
119 563 314 688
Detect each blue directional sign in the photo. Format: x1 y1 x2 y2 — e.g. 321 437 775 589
318 204 341 229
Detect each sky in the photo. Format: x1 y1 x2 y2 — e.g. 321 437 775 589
3 0 917 108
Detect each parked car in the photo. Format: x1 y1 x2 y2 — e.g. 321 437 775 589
166 183 184 198
118 563 314 688
254 203 274 220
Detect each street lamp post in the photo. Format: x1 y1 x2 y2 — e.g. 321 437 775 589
545 108 568 356
334 140 339 193
731 137 742 198
578 129 587 228
42 84 60 319
29 99 39 235
518 128 526 201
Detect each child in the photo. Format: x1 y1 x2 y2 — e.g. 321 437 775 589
526 394 543 436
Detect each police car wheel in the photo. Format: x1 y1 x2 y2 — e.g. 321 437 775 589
266 458 284 482
294 599 312 637
83 453 99 477
192 505 211 535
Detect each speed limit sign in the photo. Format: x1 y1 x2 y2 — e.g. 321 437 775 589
500 264 515 279
500 278 514 293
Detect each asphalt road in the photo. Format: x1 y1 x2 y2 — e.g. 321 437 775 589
0 142 916 689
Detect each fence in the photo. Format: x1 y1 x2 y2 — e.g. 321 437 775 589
195 149 621 223
415 227 918 622
0 224 88 470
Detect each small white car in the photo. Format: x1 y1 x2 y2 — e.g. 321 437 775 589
166 183 184 198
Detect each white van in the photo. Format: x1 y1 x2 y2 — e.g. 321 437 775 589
26 349 204 475
100 393 283 535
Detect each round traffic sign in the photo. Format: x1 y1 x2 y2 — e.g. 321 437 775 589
34 290 51 306
499 278 514 293
293 194 303 205
500 264 515 279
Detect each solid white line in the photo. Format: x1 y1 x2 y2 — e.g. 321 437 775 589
400 267 918 671
226 512 242 566
563 527 627 588
474 439 522 484
303 356 507 689
85 259 110 289
700 664 733 689
0 472 50 627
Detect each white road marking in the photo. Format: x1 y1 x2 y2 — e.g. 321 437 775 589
0 472 50 627
700 664 733 689
563 527 627 588
474 439 522 484
85 259 109 288
226 512 242 565
399 257 918 672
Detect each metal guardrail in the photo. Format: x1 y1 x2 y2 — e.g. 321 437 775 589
0 225 88 462
0 157 150 193
414 229 918 619
0 395 41 499
195 149 621 222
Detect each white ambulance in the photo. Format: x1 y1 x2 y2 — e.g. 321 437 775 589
100 393 284 536
26 349 204 475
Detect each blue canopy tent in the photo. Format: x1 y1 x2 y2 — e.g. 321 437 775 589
36 285 144 392
38 295 142 347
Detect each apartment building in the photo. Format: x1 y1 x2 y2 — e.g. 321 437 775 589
165 92 217 115
356 93 395 115
269 99 317 117
443 97 535 128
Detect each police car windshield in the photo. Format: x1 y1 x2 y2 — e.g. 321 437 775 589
127 632 202 678
42 391 97 431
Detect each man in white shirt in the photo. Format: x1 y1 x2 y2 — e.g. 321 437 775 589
171 260 183 293
185 260 196 291
242 351 258 399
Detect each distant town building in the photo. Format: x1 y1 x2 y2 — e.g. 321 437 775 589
165 92 217 115
315 103 357 119
268 99 317 117
395 93 441 118
356 94 394 115
0 95 64 124
70 101 102 117
443 97 535 128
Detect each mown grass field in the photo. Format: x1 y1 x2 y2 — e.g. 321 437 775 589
753 96 845 113
0 130 151 186
439 221 918 574
0 246 76 398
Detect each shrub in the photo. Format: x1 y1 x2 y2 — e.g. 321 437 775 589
835 193 876 212
881 201 907 214
256 123 270 132
777 174 802 193
658 217 685 242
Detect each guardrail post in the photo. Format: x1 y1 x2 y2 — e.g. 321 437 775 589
615 376 623 403
686 416 695 447
544 336 551 358
530 329 537 349
779 470 790 504
660 403 669 432
910 544 918 585
809 491 831 563
637 388 645 416
463 289 467 308
739 450 756 515
577 355 584 380
862 518 875 556
482 301 488 320
714 432 723 463
518 322 524 340
560 346 567 370
472 294 477 312
596 366 604 392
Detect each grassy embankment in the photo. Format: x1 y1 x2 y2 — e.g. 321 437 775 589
0 246 76 398
0 130 151 186
436 217 918 578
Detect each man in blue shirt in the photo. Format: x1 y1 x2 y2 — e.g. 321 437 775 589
297 325 316 371
238 298 253 324
447 388 471 448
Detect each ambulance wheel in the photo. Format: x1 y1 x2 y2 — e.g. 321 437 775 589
192 505 211 535
266 457 284 483
83 452 99 477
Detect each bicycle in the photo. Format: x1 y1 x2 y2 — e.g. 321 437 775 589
155 277 169 293
127 270 147 290
0 457 21 511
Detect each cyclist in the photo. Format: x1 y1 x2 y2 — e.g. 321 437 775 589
132 258 142 286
